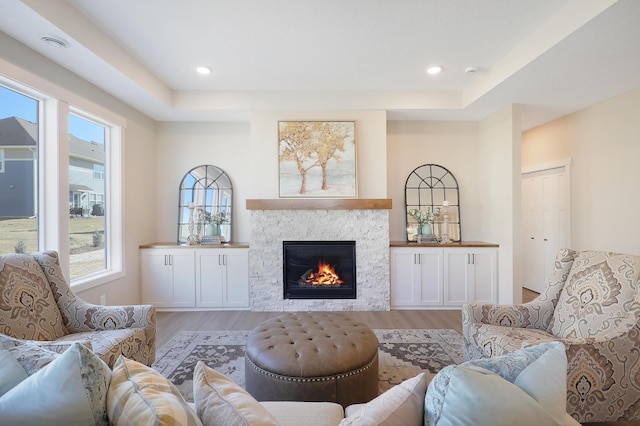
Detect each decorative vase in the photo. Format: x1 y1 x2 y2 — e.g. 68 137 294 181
419 223 432 235
205 224 220 236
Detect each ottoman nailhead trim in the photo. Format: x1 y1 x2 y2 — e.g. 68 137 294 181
247 352 378 383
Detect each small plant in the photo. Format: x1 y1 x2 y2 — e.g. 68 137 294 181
408 207 440 224
92 230 103 248
199 210 228 225
14 240 26 253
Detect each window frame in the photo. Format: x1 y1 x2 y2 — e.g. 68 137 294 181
0 64 125 291
0 148 4 173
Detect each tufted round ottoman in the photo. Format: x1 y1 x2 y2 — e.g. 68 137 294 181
245 312 379 408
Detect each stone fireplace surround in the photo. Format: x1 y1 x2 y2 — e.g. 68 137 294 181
247 199 391 311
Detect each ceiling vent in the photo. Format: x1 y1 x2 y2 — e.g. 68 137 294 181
41 35 70 49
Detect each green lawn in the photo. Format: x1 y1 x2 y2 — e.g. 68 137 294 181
0 216 105 279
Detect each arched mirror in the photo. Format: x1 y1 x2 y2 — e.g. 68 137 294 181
405 164 461 243
177 165 233 244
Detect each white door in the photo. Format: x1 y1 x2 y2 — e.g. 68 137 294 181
521 167 570 293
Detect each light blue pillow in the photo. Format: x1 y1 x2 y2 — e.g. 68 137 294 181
0 342 111 426
0 348 28 396
425 342 567 426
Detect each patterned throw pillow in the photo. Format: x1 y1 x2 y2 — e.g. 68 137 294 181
193 361 279 426
425 342 568 426
0 334 60 376
0 253 68 340
340 372 428 426
108 355 202 426
0 342 111 425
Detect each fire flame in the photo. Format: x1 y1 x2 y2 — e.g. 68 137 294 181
302 259 344 286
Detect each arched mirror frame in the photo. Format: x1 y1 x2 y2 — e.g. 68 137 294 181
177 165 233 244
404 164 461 242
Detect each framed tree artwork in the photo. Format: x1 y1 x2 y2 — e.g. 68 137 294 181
278 121 357 198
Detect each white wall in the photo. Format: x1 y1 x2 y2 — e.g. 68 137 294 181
0 33 157 305
478 105 521 304
155 121 251 242
386 121 481 242
523 87 640 255
156 111 387 243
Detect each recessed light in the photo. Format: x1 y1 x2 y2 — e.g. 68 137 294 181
426 66 442 75
41 35 69 49
196 66 212 75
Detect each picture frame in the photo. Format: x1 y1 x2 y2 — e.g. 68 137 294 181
278 121 357 198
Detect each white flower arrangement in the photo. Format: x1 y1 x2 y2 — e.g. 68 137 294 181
199 210 228 225
408 207 440 224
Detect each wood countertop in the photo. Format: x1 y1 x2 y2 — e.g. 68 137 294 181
139 242 249 249
389 241 499 248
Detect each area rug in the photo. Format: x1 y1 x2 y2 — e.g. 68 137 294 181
152 329 464 402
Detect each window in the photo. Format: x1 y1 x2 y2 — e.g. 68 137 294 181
1 73 124 290
68 113 107 280
0 85 39 254
93 164 104 180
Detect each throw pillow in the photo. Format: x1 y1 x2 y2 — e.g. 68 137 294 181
193 361 279 426
339 372 428 426
0 348 28 396
425 341 567 426
0 342 111 426
108 355 202 426
0 253 68 340
0 334 60 376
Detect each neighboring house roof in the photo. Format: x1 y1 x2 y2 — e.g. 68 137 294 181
0 116 104 164
0 116 37 146
69 134 104 163
70 183 94 192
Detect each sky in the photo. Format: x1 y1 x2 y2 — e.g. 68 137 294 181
0 85 104 143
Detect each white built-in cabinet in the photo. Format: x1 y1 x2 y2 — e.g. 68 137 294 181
390 244 498 309
195 249 249 309
140 244 249 310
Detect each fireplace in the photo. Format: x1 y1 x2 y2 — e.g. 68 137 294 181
283 241 356 299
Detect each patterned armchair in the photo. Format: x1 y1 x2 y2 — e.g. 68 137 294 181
463 248 640 423
0 251 155 367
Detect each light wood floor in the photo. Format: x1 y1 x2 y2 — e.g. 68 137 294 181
156 309 463 348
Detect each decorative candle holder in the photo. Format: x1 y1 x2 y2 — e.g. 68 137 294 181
187 204 201 245
439 201 451 244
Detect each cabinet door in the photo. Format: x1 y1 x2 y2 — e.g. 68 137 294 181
196 250 225 307
391 248 443 308
141 250 172 307
196 249 249 308
390 249 418 307
469 250 497 304
444 251 469 306
223 250 249 308
168 250 196 307
416 250 443 305
141 249 195 308
444 249 497 306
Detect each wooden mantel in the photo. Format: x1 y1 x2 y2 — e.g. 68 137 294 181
246 198 392 210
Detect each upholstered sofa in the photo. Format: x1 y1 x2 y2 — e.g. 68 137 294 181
1 333 580 425
0 250 155 367
463 248 640 423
